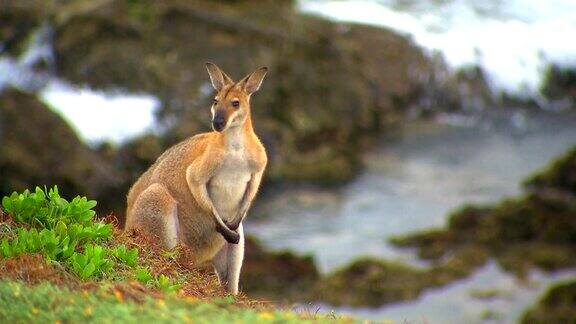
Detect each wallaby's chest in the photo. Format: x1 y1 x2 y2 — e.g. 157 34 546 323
208 151 251 218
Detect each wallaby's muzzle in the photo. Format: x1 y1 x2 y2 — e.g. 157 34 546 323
212 112 226 132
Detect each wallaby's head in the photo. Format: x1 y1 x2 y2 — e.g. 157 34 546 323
205 62 268 132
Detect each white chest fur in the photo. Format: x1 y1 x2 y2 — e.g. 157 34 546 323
208 146 251 220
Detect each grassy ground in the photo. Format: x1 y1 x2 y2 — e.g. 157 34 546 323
0 280 335 323
0 187 356 323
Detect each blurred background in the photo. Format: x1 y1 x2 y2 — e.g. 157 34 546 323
1 0 576 323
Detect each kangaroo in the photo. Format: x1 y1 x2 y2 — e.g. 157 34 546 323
125 63 268 295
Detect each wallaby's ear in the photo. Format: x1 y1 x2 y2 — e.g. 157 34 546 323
240 67 268 94
205 62 233 91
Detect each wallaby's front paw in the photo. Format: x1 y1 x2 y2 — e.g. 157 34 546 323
224 219 240 231
216 225 240 244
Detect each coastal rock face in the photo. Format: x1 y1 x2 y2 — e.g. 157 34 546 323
44 0 468 184
0 0 498 189
242 236 319 301
542 65 576 109
522 280 576 324
314 258 425 307
313 245 489 307
524 147 576 203
0 89 123 212
0 1 45 56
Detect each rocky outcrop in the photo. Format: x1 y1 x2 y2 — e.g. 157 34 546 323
0 1 46 56
0 0 503 189
522 280 576 324
240 236 489 307
313 245 489 307
541 65 576 110
242 236 319 301
0 0 484 185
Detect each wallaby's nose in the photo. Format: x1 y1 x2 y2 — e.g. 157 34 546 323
212 115 225 132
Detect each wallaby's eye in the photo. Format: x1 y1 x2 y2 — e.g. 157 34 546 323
232 100 240 108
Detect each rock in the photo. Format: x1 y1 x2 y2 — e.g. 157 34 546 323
541 65 576 109
313 258 425 307
0 0 498 187
242 236 319 301
0 89 124 214
0 1 46 56
521 280 576 324
524 147 576 206
313 245 489 307
47 0 477 185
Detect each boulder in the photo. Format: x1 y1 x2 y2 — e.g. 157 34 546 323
522 280 576 324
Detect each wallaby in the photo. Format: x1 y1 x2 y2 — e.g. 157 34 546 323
125 63 268 295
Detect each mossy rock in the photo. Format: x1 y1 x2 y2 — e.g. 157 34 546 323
541 64 576 104
428 245 489 286
313 258 425 307
522 279 576 324
524 147 576 202
242 236 319 301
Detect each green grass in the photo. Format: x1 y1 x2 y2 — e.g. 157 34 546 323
0 280 321 323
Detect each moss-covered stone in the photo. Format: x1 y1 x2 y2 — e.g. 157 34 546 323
242 236 319 301
0 1 47 56
522 280 576 324
541 65 576 107
312 245 489 307
314 258 425 307
524 147 576 204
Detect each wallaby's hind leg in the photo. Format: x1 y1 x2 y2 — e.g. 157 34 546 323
213 245 228 286
226 223 244 295
212 223 244 295
127 183 179 249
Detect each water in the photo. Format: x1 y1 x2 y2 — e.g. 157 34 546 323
0 24 54 92
247 111 576 322
299 0 576 96
40 81 160 145
328 264 576 323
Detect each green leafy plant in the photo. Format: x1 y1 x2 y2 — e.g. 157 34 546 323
135 266 154 284
134 267 180 293
2 186 98 229
112 244 139 268
156 274 181 293
70 244 114 279
0 186 118 280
